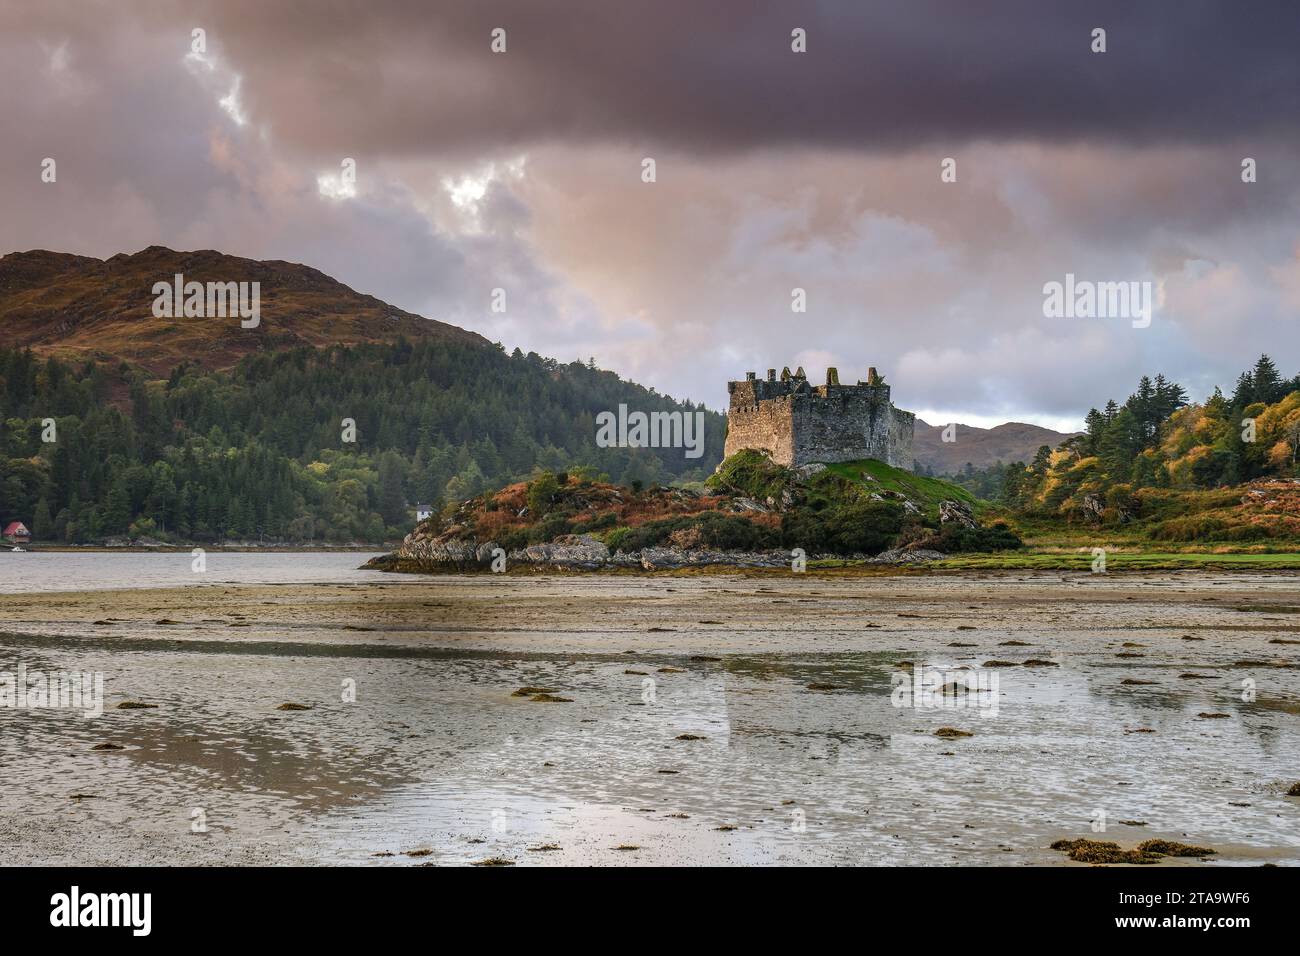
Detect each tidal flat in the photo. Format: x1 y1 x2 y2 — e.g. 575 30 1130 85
1 568 1298 866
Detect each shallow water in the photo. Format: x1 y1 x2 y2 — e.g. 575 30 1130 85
0 551 387 593
3 599 1298 866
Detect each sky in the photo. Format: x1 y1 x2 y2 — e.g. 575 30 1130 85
2 0 1298 431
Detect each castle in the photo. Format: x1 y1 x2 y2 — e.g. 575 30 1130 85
723 365 915 470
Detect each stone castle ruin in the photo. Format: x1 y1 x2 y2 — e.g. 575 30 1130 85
724 365 915 470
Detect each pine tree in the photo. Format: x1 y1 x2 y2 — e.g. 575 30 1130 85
1252 355 1283 404
1231 371 1255 407
31 497 52 540
377 450 408 526
1083 408 1107 454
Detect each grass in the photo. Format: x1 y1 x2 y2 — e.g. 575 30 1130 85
820 459 976 507
933 550 1300 571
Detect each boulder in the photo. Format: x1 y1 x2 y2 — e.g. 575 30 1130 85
870 547 948 564
938 499 976 528
635 547 789 570
511 534 609 569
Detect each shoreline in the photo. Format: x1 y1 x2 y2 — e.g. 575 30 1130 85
7 543 392 553
3 569 1297 865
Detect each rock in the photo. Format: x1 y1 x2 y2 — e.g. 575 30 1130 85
512 534 609 569
634 547 788 570
794 463 827 479
938 499 976 528
870 547 947 564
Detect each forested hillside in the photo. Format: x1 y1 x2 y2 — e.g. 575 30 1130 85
954 355 1300 539
0 340 724 543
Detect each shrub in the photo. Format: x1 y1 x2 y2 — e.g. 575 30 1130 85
571 511 618 533
526 472 561 516
497 529 528 552
823 501 905 554
908 520 1023 553
527 512 572 544
781 500 905 556
707 449 791 502
603 513 777 553
1150 516 1227 541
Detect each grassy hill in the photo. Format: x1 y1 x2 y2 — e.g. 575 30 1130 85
822 459 977 511
708 450 975 518
394 451 1017 565
0 246 487 374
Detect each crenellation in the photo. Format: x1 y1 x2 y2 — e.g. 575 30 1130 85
722 365 915 470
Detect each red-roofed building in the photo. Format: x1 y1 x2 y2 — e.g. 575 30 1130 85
3 521 31 544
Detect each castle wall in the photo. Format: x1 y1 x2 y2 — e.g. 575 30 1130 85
723 383 798 465
723 372 915 471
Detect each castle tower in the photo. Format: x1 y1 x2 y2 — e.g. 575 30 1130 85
723 365 915 470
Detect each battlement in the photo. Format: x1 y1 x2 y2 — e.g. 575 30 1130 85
723 365 915 470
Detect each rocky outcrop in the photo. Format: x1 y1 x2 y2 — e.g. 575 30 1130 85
512 535 609 569
870 547 948 564
621 547 789 570
366 531 792 573
938 499 977 528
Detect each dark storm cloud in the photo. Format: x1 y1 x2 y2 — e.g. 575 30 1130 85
2 0 1298 425
133 0 1300 157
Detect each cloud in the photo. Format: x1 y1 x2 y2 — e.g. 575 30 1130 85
2 1 1298 427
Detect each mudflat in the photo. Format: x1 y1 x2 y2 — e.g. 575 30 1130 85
2 570 1298 865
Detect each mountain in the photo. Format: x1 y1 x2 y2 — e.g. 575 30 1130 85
913 420 1080 475
0 248 725 544
0 246 487 373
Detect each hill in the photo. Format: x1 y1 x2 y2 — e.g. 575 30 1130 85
913 420 1080 475
0 248 727 544
367 452 1020 572
0 340 724 545
0 246 487 373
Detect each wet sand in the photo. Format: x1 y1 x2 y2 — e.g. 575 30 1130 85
2 570 1298 866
